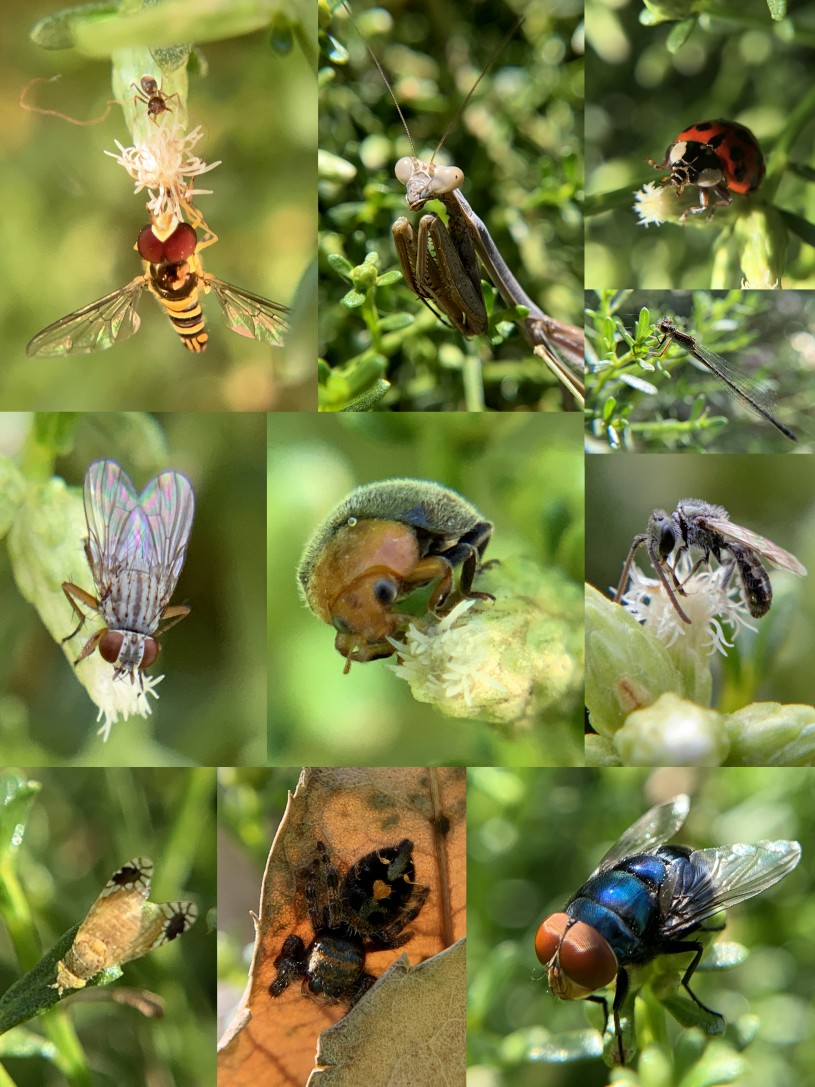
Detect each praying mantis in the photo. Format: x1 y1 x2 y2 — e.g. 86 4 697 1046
322 0 584 409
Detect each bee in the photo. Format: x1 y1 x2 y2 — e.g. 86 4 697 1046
131 74 179 123
26 221 289 356
52 856 197 995
614 498 807 624
62 459 195 682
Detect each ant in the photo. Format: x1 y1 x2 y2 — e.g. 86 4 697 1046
131 76 180 124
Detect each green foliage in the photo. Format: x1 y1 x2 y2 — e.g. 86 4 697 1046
585 0 815 287
0 413 266 766
268 413 584 766
0 767 214 1087
9 2 314 409
585 454 814 742
585 290 808 452
319 0 583 410
468 769 815 1085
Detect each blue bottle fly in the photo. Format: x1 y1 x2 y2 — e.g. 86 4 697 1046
535 795 801 1064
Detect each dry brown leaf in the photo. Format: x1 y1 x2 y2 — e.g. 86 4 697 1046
308 939 466 1086
218 767 465 1087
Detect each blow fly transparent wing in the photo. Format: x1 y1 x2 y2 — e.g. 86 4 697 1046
83 460 142 590
696 514 808 576
202 274 289 347
26 278 146 357
594 795 691 875
138 470 195 603
660 839 801 934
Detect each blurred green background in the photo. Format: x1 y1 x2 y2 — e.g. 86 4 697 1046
267 413 584 766
585 290 815 453
2 0 316 411
0 411 266 766
217 766 292 1040
586 455 815 708
0 766 215 1087
585 0 815 287
468 767 815 1086
318 0 583 410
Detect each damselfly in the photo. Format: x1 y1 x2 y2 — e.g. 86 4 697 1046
62 459 195 682
656 316 796 442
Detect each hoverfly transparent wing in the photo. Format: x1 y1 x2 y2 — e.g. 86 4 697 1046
593 795 691 875
138 469 196 604
660 839 801 935
202 274 290 347
698 515 808 576
26 277 146 357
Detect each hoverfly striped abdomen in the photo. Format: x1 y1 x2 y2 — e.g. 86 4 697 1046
148 260 208 353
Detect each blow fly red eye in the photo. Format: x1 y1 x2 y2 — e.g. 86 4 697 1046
163 222 198 263
99 630 124 664
535 912 570 966
556 920 617 991
137 225 165 263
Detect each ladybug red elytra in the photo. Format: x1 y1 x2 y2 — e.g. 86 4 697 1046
649 119 765 222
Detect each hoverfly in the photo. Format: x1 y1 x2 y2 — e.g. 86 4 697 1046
131 75 179 124
52 856 197 996
535 794 801 1065
62 459 195 682
26 221 289 356
614 497 807 624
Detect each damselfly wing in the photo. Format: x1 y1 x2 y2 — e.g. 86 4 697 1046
62 459 195 681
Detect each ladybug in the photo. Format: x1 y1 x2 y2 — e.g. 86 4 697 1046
649 119 765 221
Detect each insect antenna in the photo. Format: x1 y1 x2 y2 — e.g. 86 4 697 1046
341 3 523 165
341 1 416 157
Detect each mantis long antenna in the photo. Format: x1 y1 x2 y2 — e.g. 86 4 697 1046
340 2 524 164
341 1 416 157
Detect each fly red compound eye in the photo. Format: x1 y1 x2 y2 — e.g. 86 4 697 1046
649 119 765 221
163 223 198 263
137 225 165 263
136 223 199 265
99 629 124 664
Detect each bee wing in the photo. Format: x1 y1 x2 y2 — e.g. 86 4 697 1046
699 515 807 576
26 277 146 357
137 470 196 603
660 839 801 935
593 795 691 875
202 274 289 347
114 900 198 967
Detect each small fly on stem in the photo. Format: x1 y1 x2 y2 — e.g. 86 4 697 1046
338 1 584 403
